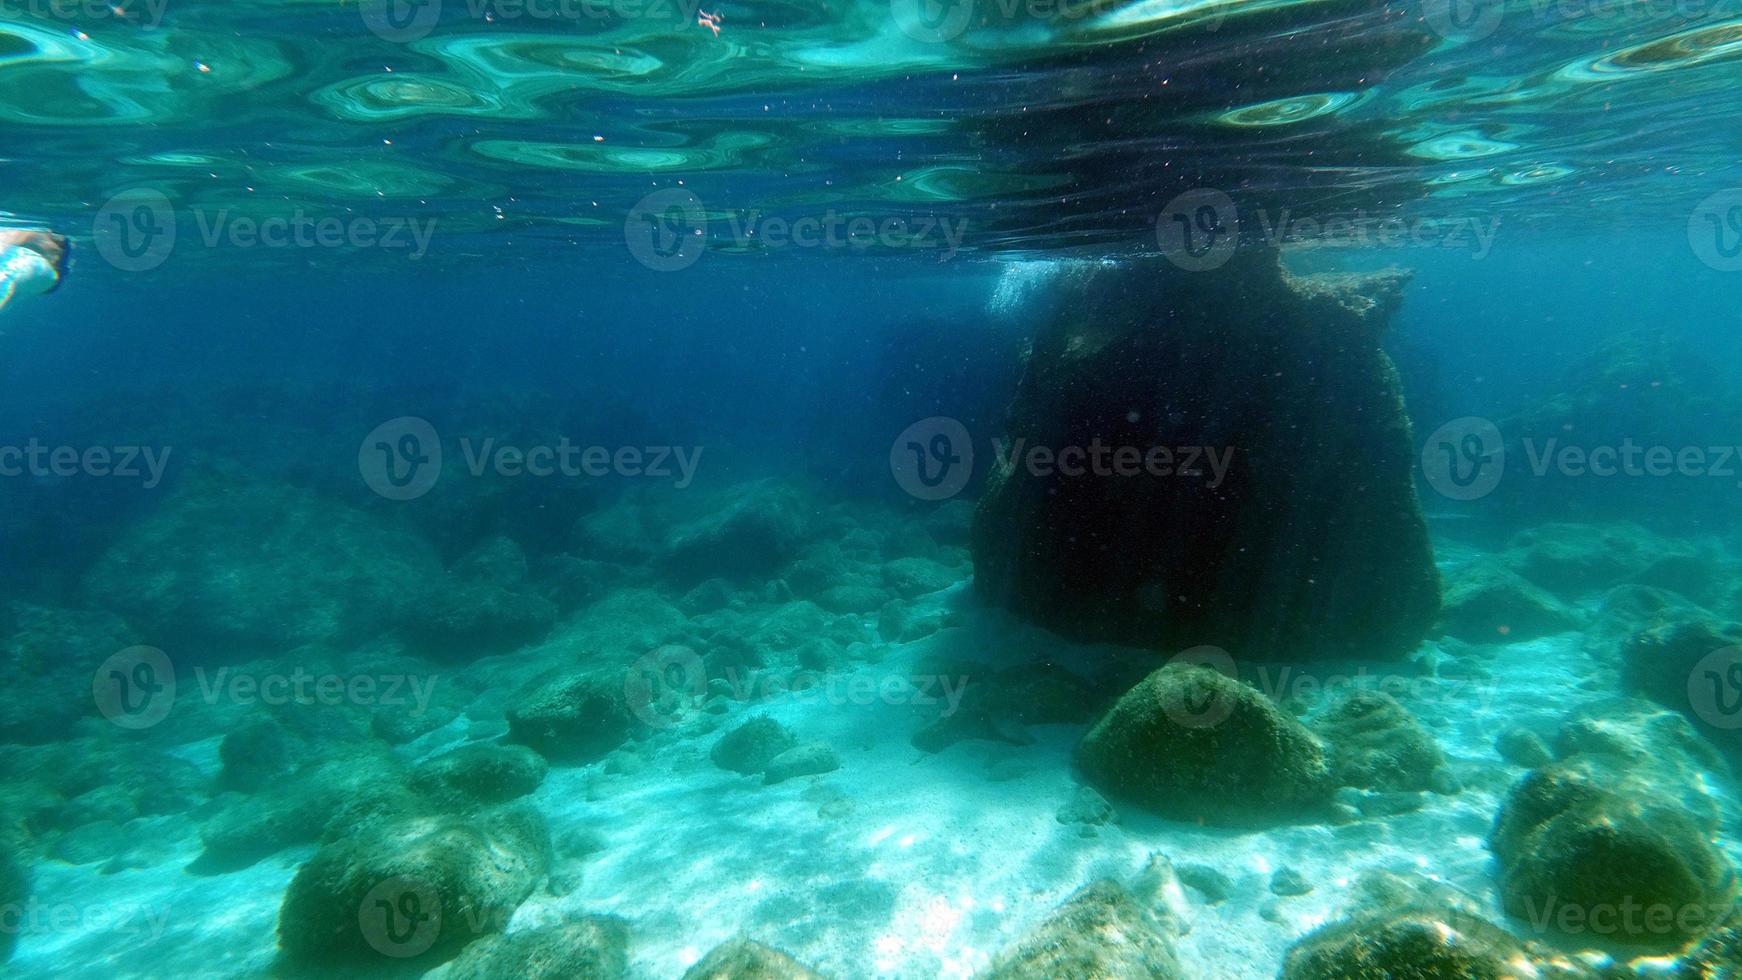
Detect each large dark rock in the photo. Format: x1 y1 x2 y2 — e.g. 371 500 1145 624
1074 662 1330 825
1621 618 1742 749
506 671 635 764
973 253 1438 661
1489 712 1735 952
277 806 549 967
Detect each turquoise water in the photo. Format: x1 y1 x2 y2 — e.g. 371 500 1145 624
3 0 1742 977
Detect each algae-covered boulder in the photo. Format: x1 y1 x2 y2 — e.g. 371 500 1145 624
0 846 28 962
662 480 811 581
507 672 635 764
1074 662 1330 825
1281 872 1548 980
983 877 1185 980
409 743 548 808
973 254 1438 661
445 916 630 980
1586 584 1707 665
409 537 559 660
1621 618 1742 745
1312 690 1447 793
277 806 550 966
197 747 425 872
711 717 800 776
763 742 840 785
682 937 824 979
80 479 441 660
0 601 134 744
1551 698 1726 778
1489 753 1734 948
1439 562 1581 642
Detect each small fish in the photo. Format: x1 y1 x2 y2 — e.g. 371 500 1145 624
697 9 722 37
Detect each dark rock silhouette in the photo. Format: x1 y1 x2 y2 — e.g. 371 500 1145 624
973 251 1439 660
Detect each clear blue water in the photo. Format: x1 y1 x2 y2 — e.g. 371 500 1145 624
2 0 1742 977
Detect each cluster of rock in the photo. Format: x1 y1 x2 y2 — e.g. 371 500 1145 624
1071 662 1453 827
1437 521 1727 645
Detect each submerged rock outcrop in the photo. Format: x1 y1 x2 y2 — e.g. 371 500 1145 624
682 937 824 979
982 860 1189 980
444 916 630 980
1489 701 1736 950
277 806 550 966
1281 871 1580 980
1074 662 1329 825
973 252 1438 661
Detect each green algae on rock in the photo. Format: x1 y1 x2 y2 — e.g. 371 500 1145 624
711 717 801 776
277 806 550 966
1438 561 1582 642
1312 690 1449 793
1489 743 1735 949
1280 872 1572 980
1622 617 1742 750
681 937 826 979
408 743 549 809
972 252 1439 662
506 671 635 764
1074 662 1330 825
445 916 631 980
982 868 1187 980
